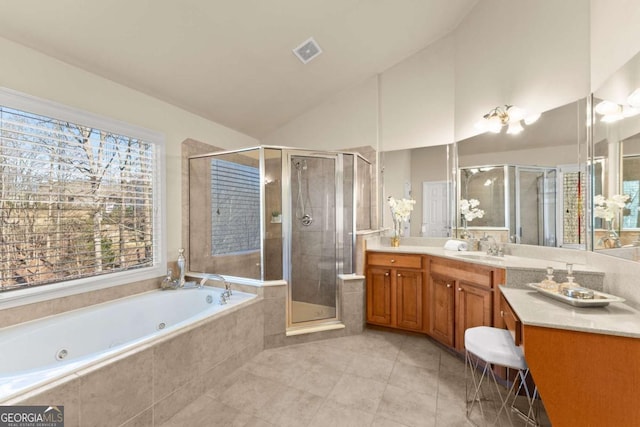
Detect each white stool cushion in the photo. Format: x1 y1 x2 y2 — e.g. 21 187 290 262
465 326 527 370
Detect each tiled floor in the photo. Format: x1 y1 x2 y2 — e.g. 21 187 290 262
159 328 545 427
160 329 471 427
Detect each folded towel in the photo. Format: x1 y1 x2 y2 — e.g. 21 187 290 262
444 239 469 251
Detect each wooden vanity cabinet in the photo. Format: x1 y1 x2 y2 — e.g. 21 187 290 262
428 256 504 352
500 292 522 346
365 252 426 332
365 251 506 352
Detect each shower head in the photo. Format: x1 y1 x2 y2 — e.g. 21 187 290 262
294 159 307 171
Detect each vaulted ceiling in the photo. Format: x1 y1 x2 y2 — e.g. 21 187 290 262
0 0 477 138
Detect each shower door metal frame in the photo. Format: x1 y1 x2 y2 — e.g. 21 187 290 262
283 150 346 330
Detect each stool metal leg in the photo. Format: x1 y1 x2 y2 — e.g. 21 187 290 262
466 350 539 426
510 369 539 426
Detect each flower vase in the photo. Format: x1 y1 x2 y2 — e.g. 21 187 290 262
605 220 621 248
459 218 471 240
391 220 401 247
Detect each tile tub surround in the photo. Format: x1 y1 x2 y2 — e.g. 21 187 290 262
4 297 264 427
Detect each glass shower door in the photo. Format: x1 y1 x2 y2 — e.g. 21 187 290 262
288 153 339 325
515 167 557 246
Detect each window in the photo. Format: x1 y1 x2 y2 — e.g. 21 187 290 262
0 90 163 293
210 159 260 255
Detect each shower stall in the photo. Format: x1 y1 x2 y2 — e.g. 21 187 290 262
188 146 372 329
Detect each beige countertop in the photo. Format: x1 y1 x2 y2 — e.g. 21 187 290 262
366 242 601 273
500 286 640 338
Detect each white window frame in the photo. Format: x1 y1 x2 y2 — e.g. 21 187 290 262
0 88 166 309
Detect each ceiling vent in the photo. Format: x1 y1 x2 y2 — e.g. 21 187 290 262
293 37 322 64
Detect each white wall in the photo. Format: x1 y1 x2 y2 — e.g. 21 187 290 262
379 35 455 151
591 0 640 91
0 36 258 260
261 76 379 150
454 0 590 141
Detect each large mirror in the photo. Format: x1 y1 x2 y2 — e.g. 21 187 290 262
456 99 588 248
592 49 640 260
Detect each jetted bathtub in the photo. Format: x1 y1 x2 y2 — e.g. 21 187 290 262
0 285 257 402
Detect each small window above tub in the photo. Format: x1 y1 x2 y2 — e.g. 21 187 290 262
0 89 165 300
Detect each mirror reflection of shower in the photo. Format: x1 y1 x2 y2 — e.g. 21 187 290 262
293 159 313 226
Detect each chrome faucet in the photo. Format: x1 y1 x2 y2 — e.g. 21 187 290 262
199 274 230 296
485 235 504 257
161 269 180 290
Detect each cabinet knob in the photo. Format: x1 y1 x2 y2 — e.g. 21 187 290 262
457 287 462 291
397 273 401 277
384 272 389 276
446 283 452 288
501 310 505 318
390 259 396 263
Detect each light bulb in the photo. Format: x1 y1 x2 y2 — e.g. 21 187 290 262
507 121 524 135
524 112 541 125
487 116 503 133
628 88 640 108
474 119 488 131
595 100 621 115
506 106 525 122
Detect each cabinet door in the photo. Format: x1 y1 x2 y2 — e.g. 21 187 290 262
366 267 393 326
455 282 493 352
428 274 455 347
396 269 424 331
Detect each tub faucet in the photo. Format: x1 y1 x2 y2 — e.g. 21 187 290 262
161 269 179 290
199 274 230 297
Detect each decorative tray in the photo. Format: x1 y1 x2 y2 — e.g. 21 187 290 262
527 283 625 307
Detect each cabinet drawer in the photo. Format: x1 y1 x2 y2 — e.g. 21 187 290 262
500 294 522 346
367 252 423 269
430 257 494 288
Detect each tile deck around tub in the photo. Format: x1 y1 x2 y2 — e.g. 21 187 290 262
155 329 550 427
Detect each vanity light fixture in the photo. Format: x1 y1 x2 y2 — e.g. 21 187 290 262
595 98 640 123
474 104 540 135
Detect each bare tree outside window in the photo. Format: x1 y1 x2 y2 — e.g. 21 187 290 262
0 106 155 291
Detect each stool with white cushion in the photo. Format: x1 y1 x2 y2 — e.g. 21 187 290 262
465 326 538 426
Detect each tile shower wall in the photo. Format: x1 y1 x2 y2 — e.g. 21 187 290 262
291 156 337 308
264 276 365 349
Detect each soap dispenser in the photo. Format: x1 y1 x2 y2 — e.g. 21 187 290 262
559 263 579 293
540 267 558 291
